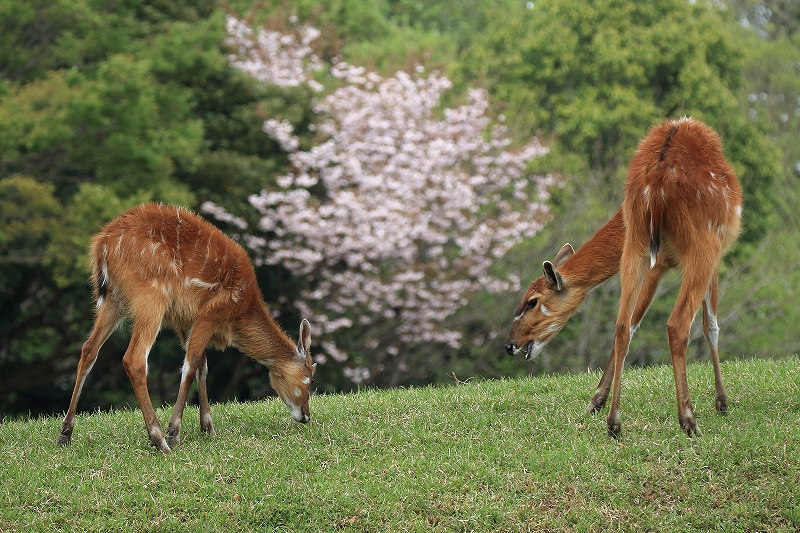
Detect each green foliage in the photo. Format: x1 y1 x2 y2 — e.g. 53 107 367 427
457 0 749 166
0 56 202 197
0 0 231 418
0 176 60 267
1 359 798 531
0 0 107 84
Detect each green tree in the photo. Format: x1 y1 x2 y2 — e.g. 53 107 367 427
0 0 238 417
448 0 788 380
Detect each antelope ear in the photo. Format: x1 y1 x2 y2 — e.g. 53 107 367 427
543 261 566 291
552 243 574 267
299 319 312 356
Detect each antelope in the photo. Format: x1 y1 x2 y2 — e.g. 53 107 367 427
57 203 316 454
505 117 742 437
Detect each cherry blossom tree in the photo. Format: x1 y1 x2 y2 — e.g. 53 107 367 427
213 15 555 387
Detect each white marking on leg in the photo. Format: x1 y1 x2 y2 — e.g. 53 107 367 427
704 292 720 351
196 360 207 383
180 360 190 384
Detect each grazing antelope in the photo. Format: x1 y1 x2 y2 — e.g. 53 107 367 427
505 117 742 437
57 203 316 454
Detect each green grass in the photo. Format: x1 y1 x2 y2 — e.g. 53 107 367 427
1 358 798 532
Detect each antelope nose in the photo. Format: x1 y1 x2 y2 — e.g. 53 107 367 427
504 343 514 356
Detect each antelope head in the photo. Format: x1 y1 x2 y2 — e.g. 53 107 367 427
505 243 585 360
270 319 316 423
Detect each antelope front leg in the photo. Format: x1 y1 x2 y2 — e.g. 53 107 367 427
166 357 197 448
607 323 631 438
196 355 216 437
589 263 665 415
168 319 217 447
166 354 215 446
703 271 728 415
587 350 615 413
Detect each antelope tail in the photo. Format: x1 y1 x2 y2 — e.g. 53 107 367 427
91 241 109 307
648 204 662 269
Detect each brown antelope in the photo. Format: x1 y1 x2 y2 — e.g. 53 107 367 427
505 117 742 437
57 203 316 454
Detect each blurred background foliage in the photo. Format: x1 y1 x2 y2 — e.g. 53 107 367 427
1 0 798 418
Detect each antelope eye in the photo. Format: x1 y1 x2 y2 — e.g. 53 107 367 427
527 298 538 309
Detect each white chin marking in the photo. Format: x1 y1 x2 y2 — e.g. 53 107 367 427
526 340 548 361
513 340 548 360
283 397 304 421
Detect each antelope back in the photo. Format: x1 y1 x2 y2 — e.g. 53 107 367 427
624 117 743 264
91 203 255 336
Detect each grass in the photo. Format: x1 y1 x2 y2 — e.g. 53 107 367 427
1 357 798 532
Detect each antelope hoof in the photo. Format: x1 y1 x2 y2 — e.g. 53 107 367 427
607 412 622 438
57 427 73 445
716 396 728 415
681 419 702 438
150 435 172 455
166 426 180 447
586 395 607 414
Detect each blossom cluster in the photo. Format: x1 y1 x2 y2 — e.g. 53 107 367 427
219 15 554 384
225 15 324 91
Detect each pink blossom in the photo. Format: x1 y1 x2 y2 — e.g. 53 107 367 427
221 16 555 383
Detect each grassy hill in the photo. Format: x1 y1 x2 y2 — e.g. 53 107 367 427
1 357 798 532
